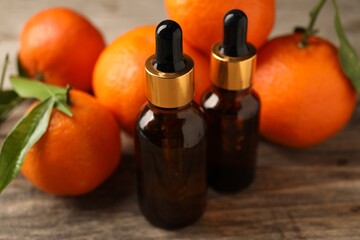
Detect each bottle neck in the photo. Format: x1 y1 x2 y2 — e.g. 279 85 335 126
213 84 252 100
148 101 192 114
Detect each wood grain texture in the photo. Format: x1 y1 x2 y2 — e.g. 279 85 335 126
1 0 360 239
1 107 360 240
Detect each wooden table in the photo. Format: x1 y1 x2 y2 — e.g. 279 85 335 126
1 1 360 239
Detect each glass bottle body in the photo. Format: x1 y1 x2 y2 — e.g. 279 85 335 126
135 102 207 229
202 86 260 193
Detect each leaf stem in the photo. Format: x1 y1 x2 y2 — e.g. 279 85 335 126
0 54 10 91
298 0 328 48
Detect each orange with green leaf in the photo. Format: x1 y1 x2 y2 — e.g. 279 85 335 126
0 7 120 195
253 0 359 148
0 78 121 195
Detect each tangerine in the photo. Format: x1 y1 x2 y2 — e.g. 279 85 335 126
253 33 358 148
165 0 275 56
93 25 210 136
19 7 105 91
21 90 121 195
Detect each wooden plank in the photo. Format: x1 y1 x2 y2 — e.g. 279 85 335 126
0 105 359 239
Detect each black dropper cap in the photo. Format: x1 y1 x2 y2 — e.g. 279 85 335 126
210 9 256 90
145 20 194 108
153 20 187 73
219 9 251 57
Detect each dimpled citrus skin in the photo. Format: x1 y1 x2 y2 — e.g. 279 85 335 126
253 34 358 148
19 7 105 91
21 90 121 195
165 0 275 56
93 25 210 136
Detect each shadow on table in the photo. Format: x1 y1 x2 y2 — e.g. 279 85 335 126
257 103 360 168
61 153 138 212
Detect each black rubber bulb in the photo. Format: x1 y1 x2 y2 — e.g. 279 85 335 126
219 9 250 57
153 20 186 73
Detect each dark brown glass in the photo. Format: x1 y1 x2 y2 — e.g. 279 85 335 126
202 85 260 193
135 101 207 229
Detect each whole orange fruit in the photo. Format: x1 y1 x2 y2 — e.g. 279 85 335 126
165 0 275 56
253 33 358 148
19 7 105 91
21 90 121 195
93 25 210 136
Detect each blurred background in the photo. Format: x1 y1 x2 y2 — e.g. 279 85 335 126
0 0 359 89
0 0 359 151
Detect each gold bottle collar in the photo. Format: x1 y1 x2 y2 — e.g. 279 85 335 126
145 54 194 108
210 43 257 91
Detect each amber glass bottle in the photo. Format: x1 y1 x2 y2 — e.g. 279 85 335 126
135 20 207 229
202 9 260 193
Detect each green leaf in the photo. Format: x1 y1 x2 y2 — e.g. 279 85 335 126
0 90 22 121
10 76 66 100
10 76 73 117
0 97 55 193
332 0 360 92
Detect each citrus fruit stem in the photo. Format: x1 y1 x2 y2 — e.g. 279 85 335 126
65 85 72 105
35 72 44 81
298 0 328 48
